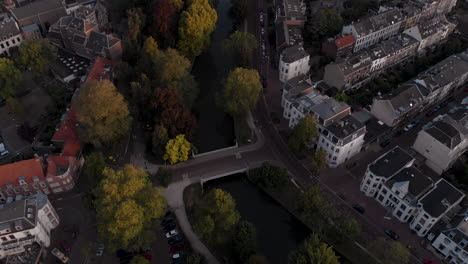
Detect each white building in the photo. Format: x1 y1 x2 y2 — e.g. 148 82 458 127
413 107 468 175
403 16 455 54
279 45 310 83
432 216 468 264
0 193 59 258
0 17 23 57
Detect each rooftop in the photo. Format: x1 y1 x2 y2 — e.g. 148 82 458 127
385 166 433 203
334 35 355 48
323 114 366 143
0 18 20 39
0 159 45 190
52 109 81 156
0 194 49 235
11 0 65 20
281 45 309 63
368 146 414 178
87 57 112 81
425 122 462 149
351 9 403 37
310 98 350 122
420 179 464 218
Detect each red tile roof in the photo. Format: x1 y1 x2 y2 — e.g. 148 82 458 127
335 35 355 48
0 159 45 188
87 57 112 81
52 109 81 156
46 156 73 177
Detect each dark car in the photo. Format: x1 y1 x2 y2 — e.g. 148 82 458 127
60 240 72 252
168 235 184 245
352 204 365 214
170 243 185 253
423 259 438 264
162 217 174 226
384 229 399 240
163 223 176 232
380 139 390 148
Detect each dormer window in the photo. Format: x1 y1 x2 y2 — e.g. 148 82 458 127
460 239 467 248
33 176 39 182
448 231 456 239
18 177 26 185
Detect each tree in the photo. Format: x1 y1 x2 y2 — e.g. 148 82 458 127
229 0 248 25
289 234 340 264
297 185 336 235
222 31 258 67
368 237 410 264
6 97 26 119
74 80 131 147
163 134 191 164
152 0 179 47
16 39 56 77
187 253 207 264
223 68 262 116
94 165 167 250
127 8 144 45
143 37 159 58
232 221 257 261
194 188 240 244
249 162 288 189
311 149 327 171
130 255 150 264
178 0 217 58
334 92 348 102
303 9 343 43
288 114 318 153
155 167 173 187
332 215 361 243
152 125 169 157
248 255 269 264
85 152 106 185
0 58 22 97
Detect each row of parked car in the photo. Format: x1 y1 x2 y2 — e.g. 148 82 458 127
0 134 9 158
259 9 268 65
163 211 186 263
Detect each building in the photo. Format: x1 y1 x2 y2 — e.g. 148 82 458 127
0 17 23 57
50 47 91 83
371 50 468 127
342 8 404 52
86 56 112 81
278 45 310 83
275 20 304 53
0 193 59 259
275 0 306 22
322 34 355 59
360 146 465 237
432 216 468 264
323 51 372 90
403 16 455 54
413 107 468 174
10 0 67 33
20 24 41 40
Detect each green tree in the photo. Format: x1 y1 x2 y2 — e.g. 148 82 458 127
229 0 247 25
335 92 349 102
311 149 327 171
94 165 167 250
222 31 258 67
194 188 240 244
178 0 217 58
127 8 144 44
304 9 343 43
85 152 106 185
6 97 26 119
332 215 361 243
368 237 410 264
289 234 340 264
232 221 257 261
297 185 336 235
16 39 56 77
130 256 150 264
0 58 22 98
248 255 269 264
152 125 169 157
74 80 131 147
163 134 191 164
186 253 207 264
143 36 159 58
155 167 173 187
249 162 288 189
288 114 318 153
223 67 262 116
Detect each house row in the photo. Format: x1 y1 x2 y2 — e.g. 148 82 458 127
323 16 454 90
281 75 366 167
360 146 465 237
371 50 468 127
431 215 468 264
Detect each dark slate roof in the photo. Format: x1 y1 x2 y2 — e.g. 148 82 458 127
0 194 48 235
0 18 20 38
73 34 86 45
85 31 108 52
281 45 309 63
322 114 366 144
442 227 468 250
368 146 414 178
385 166 433 200
425 121 462 150
420 179 465 218
46 31 62 41
11 0 64 20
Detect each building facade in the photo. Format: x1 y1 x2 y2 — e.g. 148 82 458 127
0 193 59 258
0 17 23 57
403 16 455 54
278 45 310 83
432 217 468 264
322 35 355 59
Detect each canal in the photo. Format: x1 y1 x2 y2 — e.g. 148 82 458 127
191 0 236 153
204 174 310 264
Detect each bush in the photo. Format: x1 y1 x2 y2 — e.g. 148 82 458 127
249 162 288 189
156 167 173 187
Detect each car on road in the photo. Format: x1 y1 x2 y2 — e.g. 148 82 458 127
0 143 8 158
168 234 184 245
96 244 105 256
172 253 184 260
352 204 365 214
423 259 438 264
380 139 390 148
432 105 441 113
422 122 433 130
170 243 185 253
164 223 177 232
60 240 72 252
166 230 178 239
403 120 420 131
384 229 399 240
260 28 265 35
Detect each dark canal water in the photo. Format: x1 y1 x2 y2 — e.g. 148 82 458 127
205 174 310 264
192 0 236 153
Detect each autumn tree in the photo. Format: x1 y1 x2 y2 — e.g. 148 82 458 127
222 31 258 67
152 0 179 47
0 58 22 98
163 134 191 164
229 0 248 25
85 152 107 186
232 221 257 261
249 162 288 189
311 148 327 171
6 97 26 119
16 39 56 77
289 234 340 264
155 167 173 187
94 165 167 250
194 188 240 244
178 0 217 58
288 114 318 153
248 255 269 264
297 185 336 235
143 37 159 58
127 8 144 45
74 80 131 147
152 125 169 157
223 68 262 117
130 256 150 264
368 237 410 264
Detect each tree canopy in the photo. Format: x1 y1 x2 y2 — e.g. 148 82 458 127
368 237 410 264
74 80 131 147
288 114 318 153
249 162 288 189
178 0 218 58
232 221 257 261
222 31 258 67
304 9 343 44
152 125 169 157
85 152 107 186
229 0 248 25
289 234 340 264
223 68 262 116
127 8 144 45
16 39 56 77
163 134 191 164
0 58 22 98
152 0 180 47
194 188 240 244
130 256 150 264
94 165 167 250
311 149 327 171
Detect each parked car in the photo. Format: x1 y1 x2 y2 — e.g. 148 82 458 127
403 123 413 132
411 120 421 127
168 235 184 245
166 230 178 239
60 240 72 252
380 139 390 148
96 244 104 256
432 105 441 113
52 248 69 263
384 229 399 240
172 253 185 260
423 259 438 264
164 223 177 232
422 122 433 130
352 204 365 214
170 243 185 253
143 254 152 260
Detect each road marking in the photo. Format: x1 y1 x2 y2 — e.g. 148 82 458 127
57 198 63 201
182 173 189 180
236 153 242 159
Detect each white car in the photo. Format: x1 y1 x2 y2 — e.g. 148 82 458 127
96 244 104 256
165 230 178 238
403 124 413 132
52 248 69 263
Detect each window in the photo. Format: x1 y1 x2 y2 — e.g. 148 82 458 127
332 156 337 161
396 210 402 217
395 190 400 195
448 231 456 239
459 239 467 248
382 188 387 194
8 235 15 239
400 204 406 210
419 218 426 225
335 148 340 153
0 237 6 241
378 195 384 201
